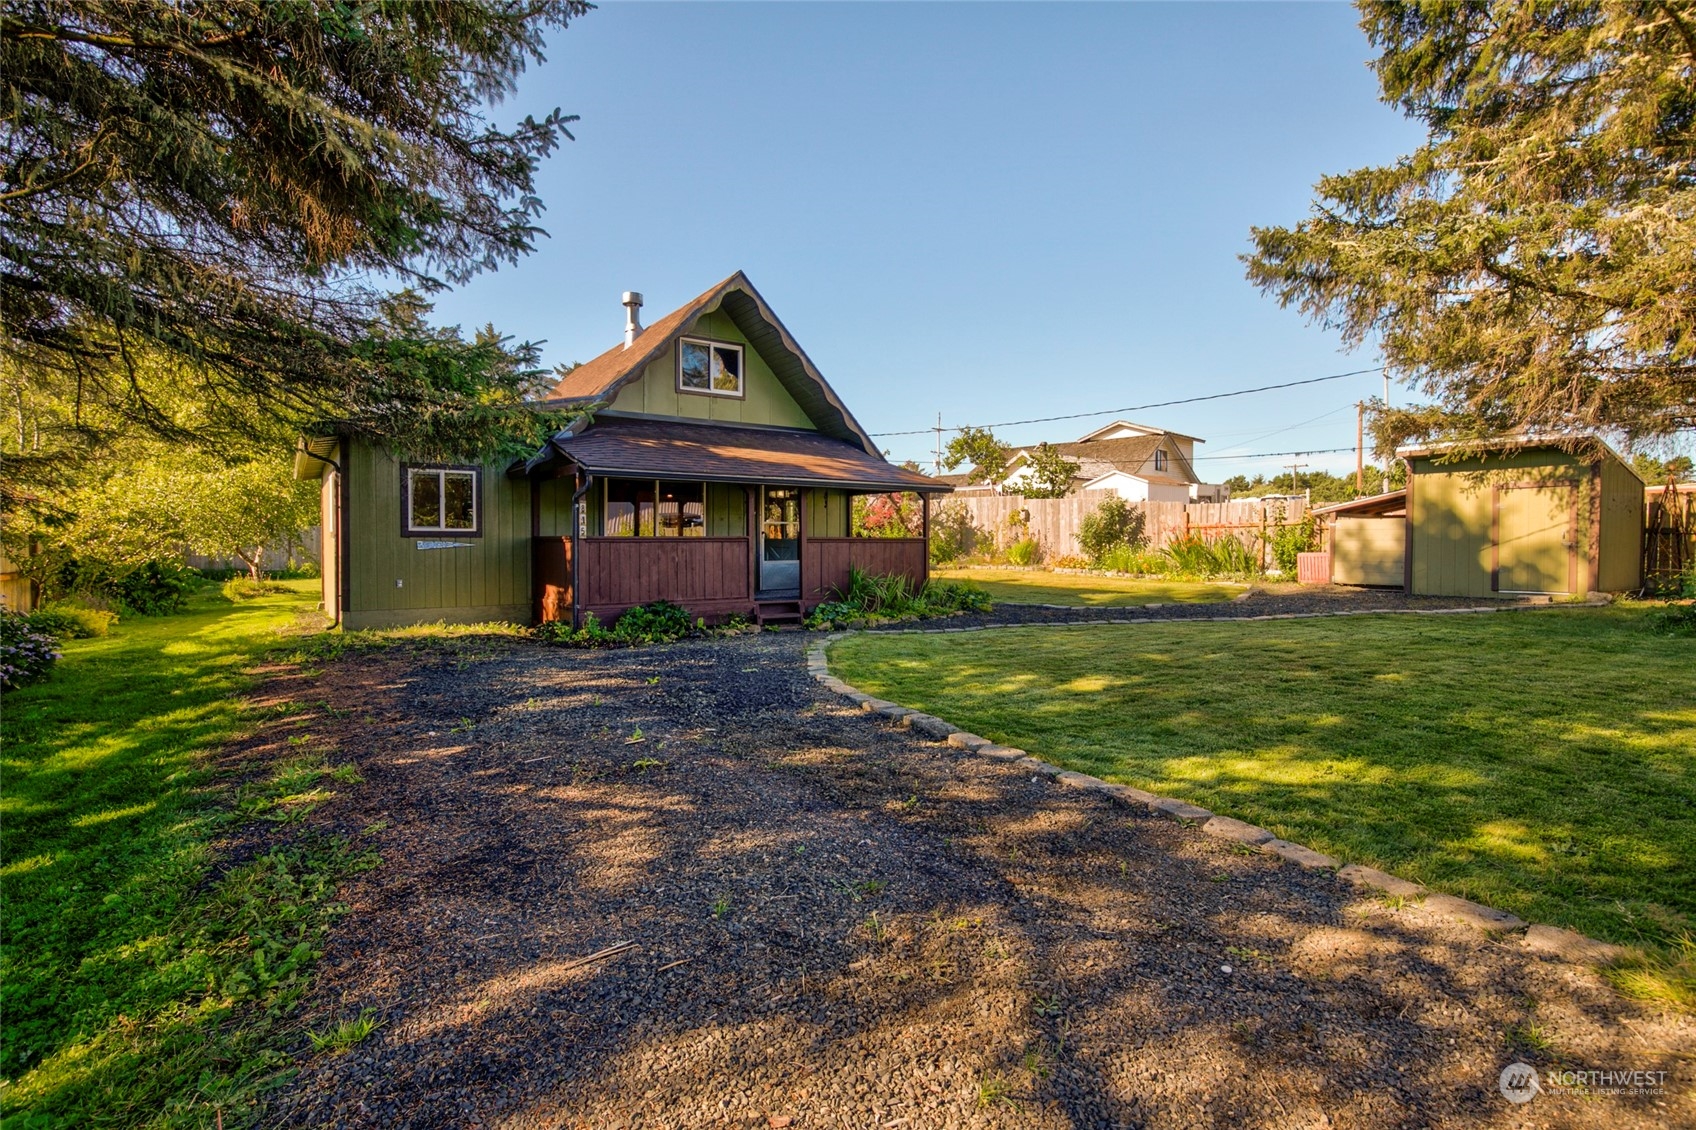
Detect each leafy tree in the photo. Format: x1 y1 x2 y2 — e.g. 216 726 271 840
942 426 1012 485
1018 443 1082 499
0 0 588 494
1632 451 1695 483
1076 496 1147 564
15 452 317 586
1245 1 1696 452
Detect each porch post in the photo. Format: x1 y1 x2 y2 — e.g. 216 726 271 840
921 493 931 587
798 486 809 608
746 485 758 603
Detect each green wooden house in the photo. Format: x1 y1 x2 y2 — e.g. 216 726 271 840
1400 437 1645 597
294 273 946 629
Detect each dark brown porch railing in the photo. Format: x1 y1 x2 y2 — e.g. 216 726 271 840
805 537 928 603
532 534 930 622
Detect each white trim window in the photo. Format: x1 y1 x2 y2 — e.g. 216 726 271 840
406 466 480 535
678 338 744 396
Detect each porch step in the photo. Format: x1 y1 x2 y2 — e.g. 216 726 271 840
755 600 804 627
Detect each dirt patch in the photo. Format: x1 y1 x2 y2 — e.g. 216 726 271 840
270 631 1692 1129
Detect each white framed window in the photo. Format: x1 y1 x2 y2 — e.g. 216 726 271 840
404 465 481 536
678 337 744 397
1154 449 1169 472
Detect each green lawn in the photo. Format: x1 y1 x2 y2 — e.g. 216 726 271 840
830 608 1696 948
1 581 374 1127
931 566 1239 606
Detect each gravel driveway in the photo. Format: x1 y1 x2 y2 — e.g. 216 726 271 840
273 597 1691 1129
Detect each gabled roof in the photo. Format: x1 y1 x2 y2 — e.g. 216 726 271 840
542 272 879 455
1007 434 1200 484
1075 419 1205 445
541 416 947 494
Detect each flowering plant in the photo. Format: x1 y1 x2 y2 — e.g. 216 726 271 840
1 608 62 690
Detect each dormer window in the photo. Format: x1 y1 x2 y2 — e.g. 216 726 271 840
678 338 743 397
1154 449 1169 472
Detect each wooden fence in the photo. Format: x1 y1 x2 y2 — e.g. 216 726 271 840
946 492 1308 566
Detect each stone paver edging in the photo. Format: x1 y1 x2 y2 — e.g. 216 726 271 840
805 608 1628 970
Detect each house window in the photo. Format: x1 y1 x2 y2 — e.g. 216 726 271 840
678 338 743 397
1154 449 1169 472
405 466 480 535
602 479 706 536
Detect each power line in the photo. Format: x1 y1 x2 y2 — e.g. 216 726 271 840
870 366 1380 437
1192 446 1355 461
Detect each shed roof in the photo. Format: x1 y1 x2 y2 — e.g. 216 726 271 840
1396 433 1643 482
1310 489 1406 518
542 272 879 455
541 416 948 494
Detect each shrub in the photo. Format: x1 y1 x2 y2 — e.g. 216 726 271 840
1162 535 1217 576
804 567 992 628
1076 497 1147 564
929 501 981 564
111 560 197 616
1005 538 1041 566
1211 534 1261 576
1270 514 1319 575
1099 545 1168 574
27 603 117 640
1 609 62 689
1652 602 1696 635
1049 554 1090 570
221 577 291 602
536 601 701 647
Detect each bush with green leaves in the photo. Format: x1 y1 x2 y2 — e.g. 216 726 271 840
1005 538 1041 566
1098 545 1169 575
928 501 981 564
1162 535 1260 578
26 603 117 640
805 567 991 628
1270 514 1319 575
1076 497 1147 565
221 577 292 603
1 609 62 689
536 601 702 648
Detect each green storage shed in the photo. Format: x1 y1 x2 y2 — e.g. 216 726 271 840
1400 438 1645 598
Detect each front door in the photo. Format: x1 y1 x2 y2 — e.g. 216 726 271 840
759 487 801 597
1495 483 1578 593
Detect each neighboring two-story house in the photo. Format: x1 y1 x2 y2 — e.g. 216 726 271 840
957 420 1225 502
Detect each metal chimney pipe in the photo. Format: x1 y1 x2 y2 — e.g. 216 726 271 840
622 291 643 348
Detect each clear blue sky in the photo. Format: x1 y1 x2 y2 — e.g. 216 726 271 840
425 1 1431 480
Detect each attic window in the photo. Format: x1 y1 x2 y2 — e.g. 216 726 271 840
405 466 480 536
1154 449 1169 472
678 338 743 397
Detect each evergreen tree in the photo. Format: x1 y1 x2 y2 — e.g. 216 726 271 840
1245 1 1696 452
1 0 588 494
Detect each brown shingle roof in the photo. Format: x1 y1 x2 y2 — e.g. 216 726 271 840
548 417 949 493
542 271 878 455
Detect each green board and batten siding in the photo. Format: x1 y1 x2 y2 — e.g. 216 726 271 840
605 309 816 429
343 439 532 629
1406 446 1644 598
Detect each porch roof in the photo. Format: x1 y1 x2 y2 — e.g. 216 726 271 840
541 417 950 494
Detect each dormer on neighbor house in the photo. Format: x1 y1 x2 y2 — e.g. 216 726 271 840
996 421 1226 503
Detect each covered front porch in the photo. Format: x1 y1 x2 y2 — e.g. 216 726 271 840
525 417 946 626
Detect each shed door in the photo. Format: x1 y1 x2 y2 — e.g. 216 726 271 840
1495 484 1577 594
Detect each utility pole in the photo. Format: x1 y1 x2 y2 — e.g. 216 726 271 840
932 412 943 475
1381 366 1392 485
1285 461 1308 496
1356 401 1365 494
